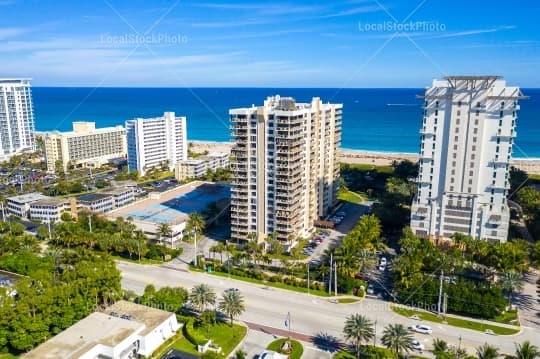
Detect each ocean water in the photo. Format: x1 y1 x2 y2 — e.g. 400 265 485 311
32 87 540 158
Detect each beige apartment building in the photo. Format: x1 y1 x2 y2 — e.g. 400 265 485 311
174 152 229 181
44 122 126 173
229 95 342 244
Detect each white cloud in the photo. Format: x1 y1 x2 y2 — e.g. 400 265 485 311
0 27 30 40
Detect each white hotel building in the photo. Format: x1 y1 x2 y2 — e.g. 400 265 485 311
44 122 126 173
229 96 341 243
411 76 526 243
126 112 188 176
0 79 36 161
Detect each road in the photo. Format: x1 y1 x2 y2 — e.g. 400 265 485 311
118 261 539 356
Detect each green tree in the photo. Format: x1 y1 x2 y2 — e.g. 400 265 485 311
514 341 540 359
218 290 246 327
381 323 413 358
186 212 206 241
433 338 449 357
156 222 172 246
499 271 524 307
343 314 374 358
476 343 500 359
199 310 217 334
189 284 216 314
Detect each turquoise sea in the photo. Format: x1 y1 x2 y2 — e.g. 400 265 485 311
32 87 540 158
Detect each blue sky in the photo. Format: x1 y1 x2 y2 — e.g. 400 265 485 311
0 0 538 87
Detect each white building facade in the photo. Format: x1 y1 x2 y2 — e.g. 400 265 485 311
0 79 36 161
174 152 229 181
126 112 188 176
411 76 525 243
29 198 71 223
43 122 126 173
229 96 341 243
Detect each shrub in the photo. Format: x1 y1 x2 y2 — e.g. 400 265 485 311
182 318 207 346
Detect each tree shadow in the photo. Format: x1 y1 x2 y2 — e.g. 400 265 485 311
312 332 344 353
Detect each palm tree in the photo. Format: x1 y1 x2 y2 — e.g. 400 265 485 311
189 284 216 314
515 341 540 359
357 250 377 275
156 222 172 246
476 343 500 359
432 338 449 357
380 323 413 358
499 271 524 307
186 212 206 241
343 314 374 358
218 290 246 327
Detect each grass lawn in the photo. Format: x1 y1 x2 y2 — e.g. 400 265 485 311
0 354 19 359
337 297 360 304
170 322 247 357
333 346 394 359
267 339 303 359
137 171 175 184
194 267 331 297
391 305 520 335
338 189 367 204
492 310 519 325
111 254 164 265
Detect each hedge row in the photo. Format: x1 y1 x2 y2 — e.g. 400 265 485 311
182 317 207 346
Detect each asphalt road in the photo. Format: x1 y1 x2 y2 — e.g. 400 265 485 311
118 261 539 356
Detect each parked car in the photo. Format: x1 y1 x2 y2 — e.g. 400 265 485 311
380 257 387 266
367 283 375 295
225 287 239 293
337 211 346 217
408 324 432 334
378 264 386 271
410 340 425 351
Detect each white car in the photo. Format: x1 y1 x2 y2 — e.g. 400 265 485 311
410 340 425 351
409 324 432 334
367 283 375 294
378 263 386 271
380 257 387 266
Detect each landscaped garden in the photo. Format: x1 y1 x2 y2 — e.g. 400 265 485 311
266 338 303 359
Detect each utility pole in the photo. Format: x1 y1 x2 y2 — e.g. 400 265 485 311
307 263 310 296
88 215 92 233
443 293 448 319
334 262 338 296
328 253 333 295
47 220 52 240
194 229 198 267
437 269 444 315
374 320 377 347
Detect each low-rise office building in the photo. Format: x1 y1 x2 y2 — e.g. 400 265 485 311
29 197 73 223
77 193 114 213
23 300 180 359
6 192 48 218
174 152 229 181
44 121 127 173
101 187 136 209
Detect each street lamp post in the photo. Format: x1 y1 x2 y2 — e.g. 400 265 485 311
374 320 377 347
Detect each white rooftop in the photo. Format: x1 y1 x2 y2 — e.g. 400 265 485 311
7 192 48 204
23 312 144 359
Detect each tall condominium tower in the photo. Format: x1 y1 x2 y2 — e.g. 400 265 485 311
0 79 36 161
411 76 526 243
229 95 342 244
126 112 188 176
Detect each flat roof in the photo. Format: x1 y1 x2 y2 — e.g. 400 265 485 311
78 193 112 202
7 192 48 204
30 197 69 207
23 312 143 359
106 300 174 336
101 187 134 196
45 126 124 137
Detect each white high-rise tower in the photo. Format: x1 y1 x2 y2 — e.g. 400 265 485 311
0 79 36 161
229 96 342 244
411 76 526 243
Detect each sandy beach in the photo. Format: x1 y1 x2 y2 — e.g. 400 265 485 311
189 140 540 175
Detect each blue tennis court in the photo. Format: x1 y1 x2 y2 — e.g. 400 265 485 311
116 183 230 224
